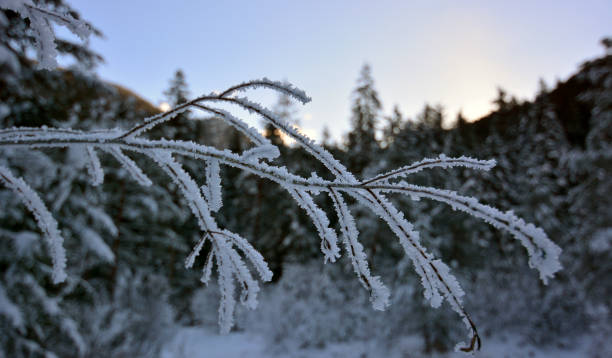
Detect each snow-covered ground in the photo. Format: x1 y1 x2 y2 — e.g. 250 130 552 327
161 327 267 358
161 326 595 358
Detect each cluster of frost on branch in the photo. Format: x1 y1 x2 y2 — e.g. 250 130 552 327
0 2 563 352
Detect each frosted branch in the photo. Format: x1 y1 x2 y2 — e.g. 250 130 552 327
101 146 152 186
0 79 561 350
202 159 222 212
284 185 340 263
363 154 496 185
218 78 312 104
85 146 103 186
329 188 390 310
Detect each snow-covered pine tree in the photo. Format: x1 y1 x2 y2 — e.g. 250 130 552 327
0 0 564 353
0 0 101 70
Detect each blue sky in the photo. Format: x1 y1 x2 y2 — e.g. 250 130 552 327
64 0 611 142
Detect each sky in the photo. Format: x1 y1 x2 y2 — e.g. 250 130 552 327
62 0 611 142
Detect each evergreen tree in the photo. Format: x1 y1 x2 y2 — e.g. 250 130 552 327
321 126 332 148
164 69 190 107
382 105 403 148
157 69 200 142
492 87 509 112
346 64 381 174
417 103 445 130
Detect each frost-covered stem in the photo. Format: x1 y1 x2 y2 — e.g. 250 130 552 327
329 188 390 310
362 155 496 185
214 230 272 282
201 249 215 285
101 146 153 186
284 186 340 263
85 146 103 186
218 78 311 102
116 78 309 141
185 234 208 269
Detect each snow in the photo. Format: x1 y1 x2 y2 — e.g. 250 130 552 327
10 230 39 257
161 327 596 358
85 206 118 237
160 327 267 358
0 284 24 330
81 227 114 262
0 45 18 71
0 165 67 283
589 228 612 253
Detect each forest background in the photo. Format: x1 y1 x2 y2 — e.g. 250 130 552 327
1 1 611 356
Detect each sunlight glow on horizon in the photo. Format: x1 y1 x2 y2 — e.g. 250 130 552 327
159 102 171 112
260 124 319 146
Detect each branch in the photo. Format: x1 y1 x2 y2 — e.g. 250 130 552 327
362 154 496 185
0 79 562 351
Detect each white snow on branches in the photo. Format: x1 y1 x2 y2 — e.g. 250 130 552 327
0 0 93 69
0 165 67 283
0 284 24 330
85 146 103 186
